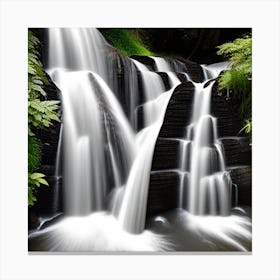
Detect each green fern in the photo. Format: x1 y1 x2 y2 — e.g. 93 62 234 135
28 30 60 206
28 31 59 136
28 99 60 129
217 34 252 133
28 172 49 206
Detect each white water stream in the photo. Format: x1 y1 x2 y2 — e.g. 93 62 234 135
178 63 233 215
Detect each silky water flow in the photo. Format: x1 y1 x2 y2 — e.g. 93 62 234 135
28 29 251 252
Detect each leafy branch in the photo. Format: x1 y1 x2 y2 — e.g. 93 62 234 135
28 30 60 206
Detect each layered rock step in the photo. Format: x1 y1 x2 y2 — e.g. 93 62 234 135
147 138 252 215
151 136 251 170
147 166 252 216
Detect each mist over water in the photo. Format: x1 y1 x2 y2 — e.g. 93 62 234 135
28 28 251 252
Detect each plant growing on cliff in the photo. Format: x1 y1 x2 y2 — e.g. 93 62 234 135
217 34 252 135
100 29 153 57
28 30 60 206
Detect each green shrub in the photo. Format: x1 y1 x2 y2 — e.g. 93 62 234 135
217 34 252 135
101 29 153 57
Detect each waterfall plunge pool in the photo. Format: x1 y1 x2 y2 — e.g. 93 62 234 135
29 207 251 252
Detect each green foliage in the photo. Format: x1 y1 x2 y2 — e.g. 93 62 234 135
243 118 252 135
28 31 49 99
28 99 60 129
28 30 60 206
28 31 60 136
217 34 252 135
101 29 153 57
28 172 48 206
239 118 252 137
28 136 40 172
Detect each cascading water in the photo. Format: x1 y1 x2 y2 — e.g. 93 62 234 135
106 53 139 127
132 59 166 127
53 124 63 214
178 63 233 216
48 69 135 215
115 58 181 233
29 28 251 252
48 28 108 79
47 28 178 234
47 28 136 216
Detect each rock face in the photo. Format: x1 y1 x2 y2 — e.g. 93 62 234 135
146 171 180 215
151 139 180 170
159 82 194 138
211 83 243 137
222 137 251 166
229 166 252 206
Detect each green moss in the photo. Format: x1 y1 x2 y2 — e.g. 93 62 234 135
100 29 153 57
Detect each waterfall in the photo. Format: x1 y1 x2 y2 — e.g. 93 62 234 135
47 27 233 225
47 28 178 232
114 59 181 233
201 62 232 80
47 28 136 216
117 90 174 233
53 124 63 214
179 62 233 216
106 53 139 127
29 28 252 252
48 28 108 80
132 59 166 127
